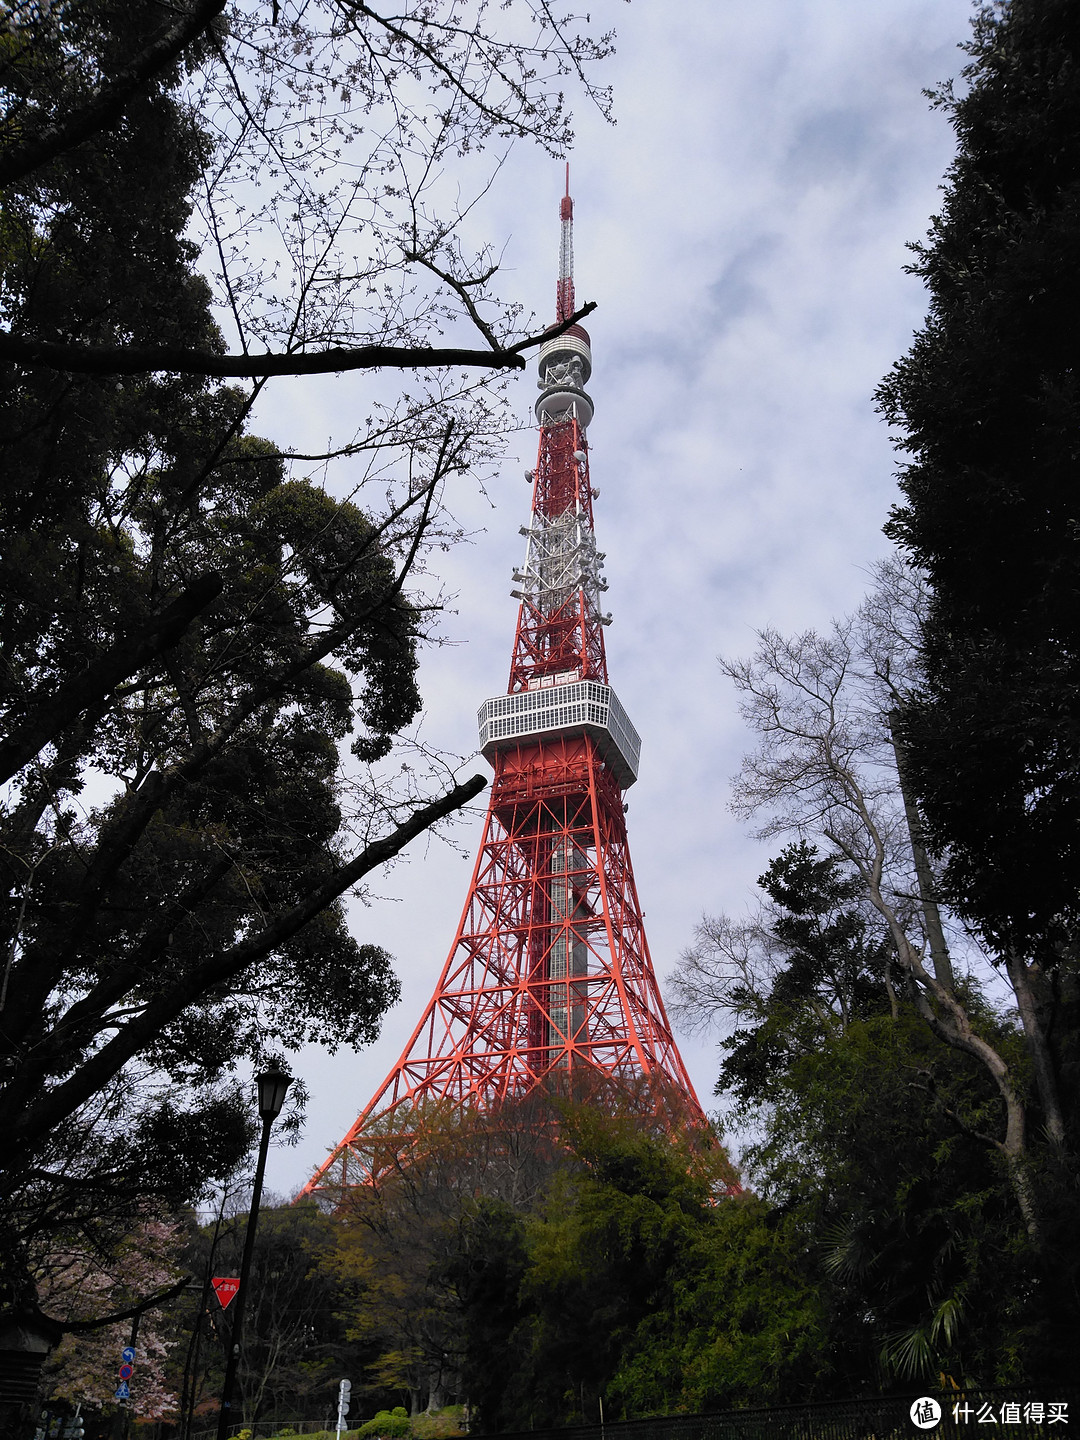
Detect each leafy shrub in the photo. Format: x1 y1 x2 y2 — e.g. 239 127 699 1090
353 1406 464 1439
356 1407 411 1438
411 1407 466 1438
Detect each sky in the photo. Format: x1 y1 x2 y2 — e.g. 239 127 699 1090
248 0 977 1197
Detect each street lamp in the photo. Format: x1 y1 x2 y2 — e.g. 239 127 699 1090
257 1066 293 1124
215 1062 294 1440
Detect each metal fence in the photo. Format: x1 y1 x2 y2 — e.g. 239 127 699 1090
184 1391 1080 1440
472 1390 1080 1440
191 1426 341 1440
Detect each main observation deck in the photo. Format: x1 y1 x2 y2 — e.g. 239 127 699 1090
478 677 640 789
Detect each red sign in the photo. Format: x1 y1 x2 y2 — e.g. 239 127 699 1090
118 1364 134 1380
211 1277 240 1310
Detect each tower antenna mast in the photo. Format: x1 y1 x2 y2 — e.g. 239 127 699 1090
557 163 575 322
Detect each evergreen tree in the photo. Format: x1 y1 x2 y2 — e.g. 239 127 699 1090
442 1110 823 1428
876 7 1080 1351
879 0 1080 963
0 0 610 1414
0 26 455 1343
674 847 1044 1387
715 843 890 1106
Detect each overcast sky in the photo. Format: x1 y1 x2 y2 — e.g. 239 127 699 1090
250 0 976 1197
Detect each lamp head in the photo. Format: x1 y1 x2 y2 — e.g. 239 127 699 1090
255 1062 293 1122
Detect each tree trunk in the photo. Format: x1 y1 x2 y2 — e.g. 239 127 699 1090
427 1372 448 1413
997 1074 1040 1241
859 849 1040 1242
1005 948 1066 1147
889 720 955 991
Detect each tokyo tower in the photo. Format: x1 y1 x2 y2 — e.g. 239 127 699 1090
304 177 706 1197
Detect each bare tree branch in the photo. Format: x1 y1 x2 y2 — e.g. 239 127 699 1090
45 1274 193 1337
8 771 487 1157
721 603 1043 1238
0 304 596 378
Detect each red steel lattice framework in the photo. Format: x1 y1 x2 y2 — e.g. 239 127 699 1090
303 176 706 1198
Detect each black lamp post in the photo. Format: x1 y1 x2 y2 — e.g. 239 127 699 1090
215 1062 294 1440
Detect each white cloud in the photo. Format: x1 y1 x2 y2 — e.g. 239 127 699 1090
257 0 974 1193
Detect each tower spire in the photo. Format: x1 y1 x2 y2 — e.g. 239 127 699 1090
510 171 605 692
557 163 575 322
302 182 729 1201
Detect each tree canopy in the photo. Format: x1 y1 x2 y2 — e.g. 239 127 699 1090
0 0 613 1402
878 0 1080 957
327 1102 823 1431
686 539 1080 1383
672 844 1044 1389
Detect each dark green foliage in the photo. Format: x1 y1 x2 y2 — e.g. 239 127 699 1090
436 1199 529 1434
606 1196 828 1415
357 1408 412 1438
0 0 434 1337
746 1009 1031 1389
708 846 1043 1387
517 1117 712 1419
719 845 890 1106
0 0 223 529
878 0 1080 956
874 4 1080 1361
442 1113 824 1429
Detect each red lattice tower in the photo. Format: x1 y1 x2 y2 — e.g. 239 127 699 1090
303 175 711 1197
